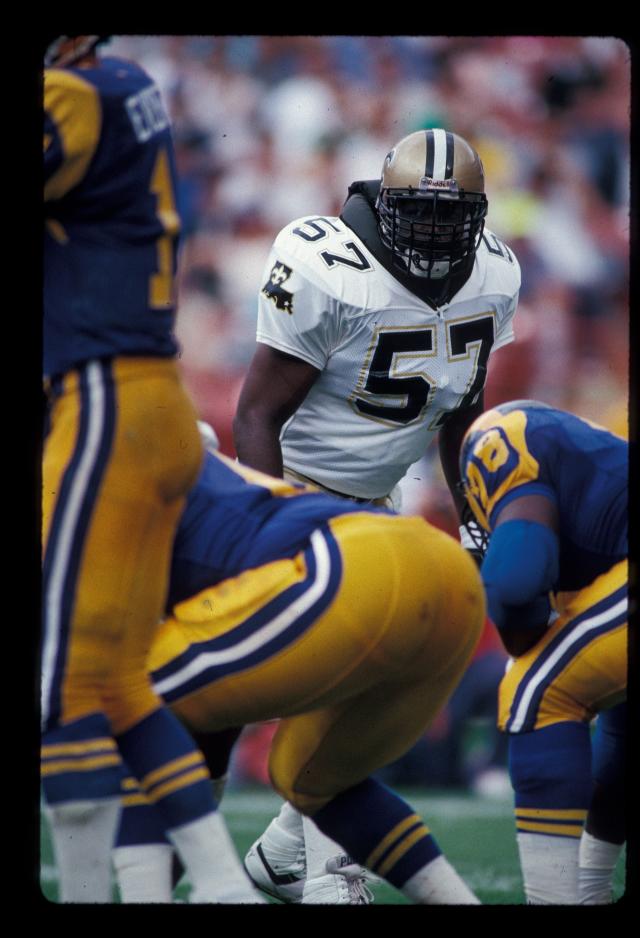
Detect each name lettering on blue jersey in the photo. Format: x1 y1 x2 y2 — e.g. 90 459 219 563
125 86 170 143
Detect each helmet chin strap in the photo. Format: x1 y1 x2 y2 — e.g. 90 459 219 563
411 256 450 279
403 247 451 280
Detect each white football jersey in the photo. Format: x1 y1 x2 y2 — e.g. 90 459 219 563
256 213 521 499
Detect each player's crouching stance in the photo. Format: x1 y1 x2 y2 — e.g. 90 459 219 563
113 439 485 903
459 401 628 904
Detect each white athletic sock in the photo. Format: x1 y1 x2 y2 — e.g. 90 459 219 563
168 811 265 903
257 801 306 871
517 832 580 904
276 801 305 837
402 855 480 904
578 831 623 904
45 797 121 903
112 843 174 903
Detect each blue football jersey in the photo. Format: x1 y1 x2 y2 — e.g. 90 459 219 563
166 450 387 610
460 401 628 591
44 56 181 379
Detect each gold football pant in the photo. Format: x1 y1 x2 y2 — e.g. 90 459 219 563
148 512 485 814
498 560 627 734
42 357 203 737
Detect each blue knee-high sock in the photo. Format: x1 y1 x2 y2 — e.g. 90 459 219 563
117 774 170 847
588 703 626 843
42 712 126 804
592 703 626 790
312 778 441 889
116 709 217 832
509 722 592 837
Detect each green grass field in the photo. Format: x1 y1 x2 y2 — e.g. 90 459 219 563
39 786 628 905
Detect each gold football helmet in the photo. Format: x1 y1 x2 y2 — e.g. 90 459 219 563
376 129 488 282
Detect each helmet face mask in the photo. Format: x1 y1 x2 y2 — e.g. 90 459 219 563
376 129 488 284
378 186 487 279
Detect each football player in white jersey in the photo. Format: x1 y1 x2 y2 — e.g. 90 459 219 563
233 129 521 903
234 127 520 515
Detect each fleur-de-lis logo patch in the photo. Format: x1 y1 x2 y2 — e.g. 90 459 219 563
262 261 294 314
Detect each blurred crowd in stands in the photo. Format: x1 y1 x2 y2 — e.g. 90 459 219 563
110 35 630 794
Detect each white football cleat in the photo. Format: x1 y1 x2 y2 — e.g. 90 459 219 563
302 855 374 904
244 806 376 904
244 833 307 903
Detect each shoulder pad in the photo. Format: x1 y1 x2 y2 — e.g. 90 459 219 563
477 229 521 294
461 406 541 530
272 215 379 304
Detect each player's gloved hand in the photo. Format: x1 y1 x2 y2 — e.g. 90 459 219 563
459 504 489 567
495 593 554 657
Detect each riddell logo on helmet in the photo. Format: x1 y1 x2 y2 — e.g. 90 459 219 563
419 177 459 191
